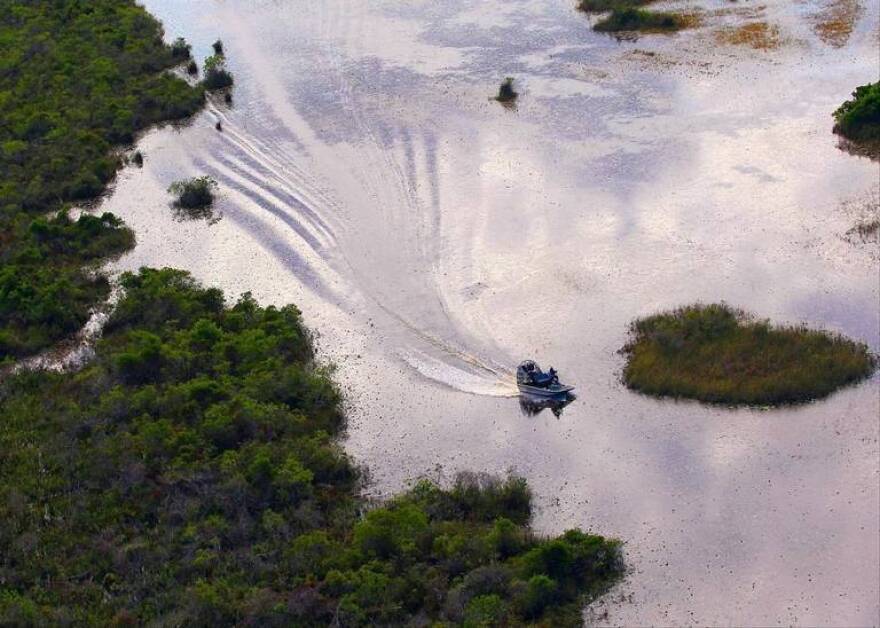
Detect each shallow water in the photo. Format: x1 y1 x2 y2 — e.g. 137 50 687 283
102 0 880 624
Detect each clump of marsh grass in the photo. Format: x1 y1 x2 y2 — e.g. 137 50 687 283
620 303 877 405
495 77 518 103
593 7 695 32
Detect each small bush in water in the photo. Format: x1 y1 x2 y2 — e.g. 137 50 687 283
621 303 877 404
168 176 217 210
496 77 518 102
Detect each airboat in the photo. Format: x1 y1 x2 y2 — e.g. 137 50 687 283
516 360 574 397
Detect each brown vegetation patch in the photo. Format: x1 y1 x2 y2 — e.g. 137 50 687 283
715 21 781 49
811 0 862 47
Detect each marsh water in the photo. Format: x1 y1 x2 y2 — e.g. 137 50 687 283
101 0 880 624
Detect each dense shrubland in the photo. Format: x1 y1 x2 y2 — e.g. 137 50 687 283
0 1 208 361
621 303 876 405
0 269 622 625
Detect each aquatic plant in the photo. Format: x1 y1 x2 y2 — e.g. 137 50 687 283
496 77 518 102
204 54 234 90
833 81 880 144
621 303 877 405
0 268 623 624
168 176 218 212
593 7 692 32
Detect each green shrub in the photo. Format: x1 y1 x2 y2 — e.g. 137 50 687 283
621 303 877 404
171 37 192 60
833 81 880 144
204 55 234 90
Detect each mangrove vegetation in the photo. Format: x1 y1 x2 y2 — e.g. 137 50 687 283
0 0 206 360
833 81 880 149
0 268 623 625
621 303 876 405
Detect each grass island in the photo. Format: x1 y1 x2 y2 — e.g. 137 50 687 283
593 7 696 33
621 303 876 405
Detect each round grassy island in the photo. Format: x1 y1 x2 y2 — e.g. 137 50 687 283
621 303 877 405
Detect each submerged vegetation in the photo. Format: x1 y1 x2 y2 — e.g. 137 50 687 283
0 0 206 361
0 268 622 624
715 22 782 50
621 303 876 405
593 7 694 33
833 82 880 146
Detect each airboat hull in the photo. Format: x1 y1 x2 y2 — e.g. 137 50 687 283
517 383 575 397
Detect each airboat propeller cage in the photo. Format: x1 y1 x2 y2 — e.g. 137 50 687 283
517 360 555 387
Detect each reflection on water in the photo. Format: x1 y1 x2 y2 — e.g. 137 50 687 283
519 392 576 417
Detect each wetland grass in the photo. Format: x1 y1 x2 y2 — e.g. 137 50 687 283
621 303 876 405
593 7 695 33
